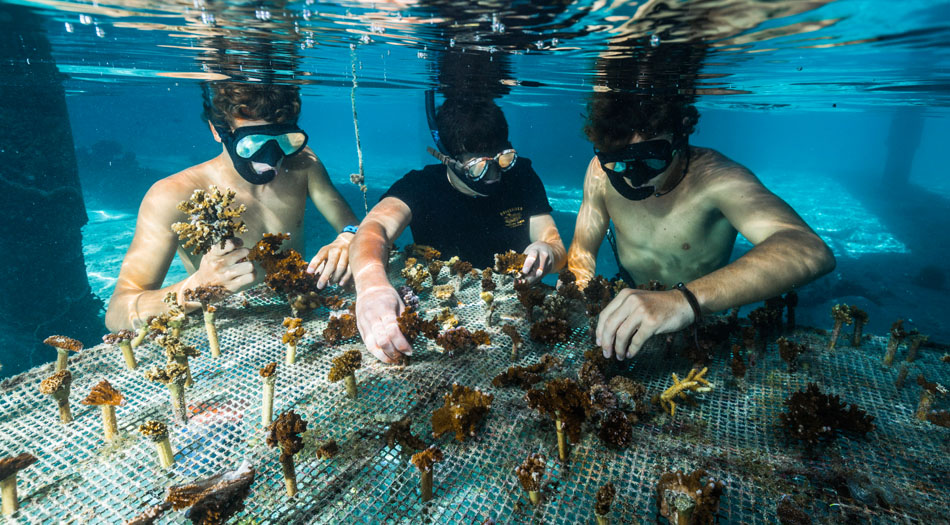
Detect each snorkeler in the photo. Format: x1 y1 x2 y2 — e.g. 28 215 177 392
568 42 835 361
350 96 566 363
105 82 360 331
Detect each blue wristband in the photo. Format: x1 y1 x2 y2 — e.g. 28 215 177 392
342 225 359 235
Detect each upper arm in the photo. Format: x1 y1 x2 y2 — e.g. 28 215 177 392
571 158 610 254
302 148 360 231
706 163 817 245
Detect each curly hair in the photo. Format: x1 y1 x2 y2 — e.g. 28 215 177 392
201 82 301 129
435 98 510 158
583 40 706 152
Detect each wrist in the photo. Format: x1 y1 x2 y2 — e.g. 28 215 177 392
674 282 702 324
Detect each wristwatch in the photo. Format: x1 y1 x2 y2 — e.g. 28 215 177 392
341 224 359 235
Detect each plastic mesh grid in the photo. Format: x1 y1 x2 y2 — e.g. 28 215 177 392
1 261 948 524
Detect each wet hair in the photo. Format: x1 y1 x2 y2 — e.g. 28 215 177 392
583 40 706 152
201 82 301 129
435 98 510 158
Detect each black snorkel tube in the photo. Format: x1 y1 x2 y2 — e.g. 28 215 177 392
425 89 450 155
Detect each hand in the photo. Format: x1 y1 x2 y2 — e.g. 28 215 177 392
519 241 556 285
355 284 412 364
307 232 354 289
595 288 695 360
189 238 256 294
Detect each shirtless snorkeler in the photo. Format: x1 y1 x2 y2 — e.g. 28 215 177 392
105 82 359 331
568 52 835 361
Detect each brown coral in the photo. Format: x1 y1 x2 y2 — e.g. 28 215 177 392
316 440 340 459
328 349 362 383
494 250 527 275
779 383 875 445
267 410 308 463
583 275 613 316
449 258 473 279
144 362 189 385
282 317 306 345
595 482 616 516
45 335 82 372
481 267 496 292
81 380 124 406
260 362 277 378
525 378 591 443
431 384 494 442
182 285 229 308
164 463 256 525
401 262 430 293
435 327 491 354
248 233 321 303
598 410 632 449
406 244 441 262
411 446 444 472
514 280 546 321
138 420 168 441
730 345 747 379
655 469 725 525
324 313 358 344
515 453 545 492
501 325 523 360
777 337 807 373
39 370 71 395
829 304 852 350
171 185 247 255
926 410 950 428
491 355 561 389
529 316 571 345
432 284 457 301
384 418 428 452
102 330 134 344
0 453 37 481
397 309 439 344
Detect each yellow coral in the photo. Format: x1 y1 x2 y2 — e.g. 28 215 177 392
171 186 248 255
659 367 713 417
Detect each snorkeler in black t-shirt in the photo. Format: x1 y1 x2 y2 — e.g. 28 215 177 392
350 99 566 364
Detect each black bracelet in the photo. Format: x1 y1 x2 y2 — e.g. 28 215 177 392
674 282 703 350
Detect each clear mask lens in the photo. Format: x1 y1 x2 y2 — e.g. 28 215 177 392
235 132 307 158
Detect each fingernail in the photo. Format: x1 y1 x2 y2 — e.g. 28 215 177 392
595 337 601 345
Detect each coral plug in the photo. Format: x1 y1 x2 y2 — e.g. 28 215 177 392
328 349 362 398
267 410 308 497
44 335 82 372
915 375 944 422
515 453 545 505
595 482 616 525
884 319 908 366
828 304 852 351
411 446 443 502
0 453 37 516
39 370 73 424
103 330 136 370
502 325 523 361
849 305 868 347
80 380 125 442
145 363 189 423
183 285 229 358
260 362 278 427
526 379 591 462
139 420 175 468
480 291 495 327
282 317 305 365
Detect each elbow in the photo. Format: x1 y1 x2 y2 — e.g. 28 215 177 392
805 233 836 279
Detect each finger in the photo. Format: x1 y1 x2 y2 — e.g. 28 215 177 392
330 250 349 285
595 293 625 346
626 322 656 360
307 249 329 274
222 248 251 267
521 253 537 276
227 271 255 292
599 299 638 356
224 261 255 279
613 315 642 361
339 268 353 288
535 251 549 276
317 250 341 290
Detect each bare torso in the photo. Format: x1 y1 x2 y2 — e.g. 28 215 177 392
605 147 738 285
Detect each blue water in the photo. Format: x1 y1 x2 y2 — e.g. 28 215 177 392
3 0 950 376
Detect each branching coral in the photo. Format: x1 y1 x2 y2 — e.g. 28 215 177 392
529 316 571 345
267 411 308 497
513 280 546 321
145 363 189 423
598 410 632 450
81 380 124 441
411 446 444 502
435 327 491 354
829 304 852 350
171 185 247 255
165 462 256 524
884 319 908 365
777 337 807 373
481 267 496 292
432 284 457 302
406 244 441 262
428 260 445 283
0 453 37 516
44 335 82 373
501 324 523 360
584 275 613 317
595 482 616 519
494 250 527 275
328 349 362 398
248 233 322 311
401 261 431 294
435 307 458 330
515 453 545 505
655 469 725 525
183 285 229 358
396 308 439 345
431 384 493 442
103 330 137 370
659 368 714 417
448 258 474 289
316 440 340 459
282 317 305 364
155 335 199 388
39 370 72 424
779 383 875 445
384 417 428 453
491 355 561 389
324 311 358 344
914 375 945 421
139 420 175 468
730 345 747 380
526 378 591 460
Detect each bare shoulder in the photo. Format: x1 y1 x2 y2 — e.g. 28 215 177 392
285 146 327 175
688 147 769 197
140 165 210 219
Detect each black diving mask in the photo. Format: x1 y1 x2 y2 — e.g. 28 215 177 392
216 123 309 184
596 137 683 201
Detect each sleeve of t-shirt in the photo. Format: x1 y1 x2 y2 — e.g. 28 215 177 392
517 159 554 217
380 168 425 212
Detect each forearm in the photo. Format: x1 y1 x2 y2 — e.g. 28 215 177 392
350 223 395 295
105 276 201 332
688 230 835 314
567 244 598 287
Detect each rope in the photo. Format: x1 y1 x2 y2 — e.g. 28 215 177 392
349 46 368 215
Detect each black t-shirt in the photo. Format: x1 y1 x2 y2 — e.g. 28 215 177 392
381 158 553 268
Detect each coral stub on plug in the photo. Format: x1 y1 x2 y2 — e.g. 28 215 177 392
328 350 362 382
526 378 591 443
431 384 493 442
80 380 124 406
266 411 307 462
595 482 616 516
411 445 443 472
655 469 725 525
779 383 874 444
